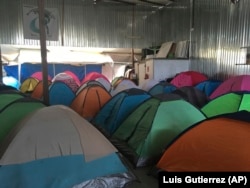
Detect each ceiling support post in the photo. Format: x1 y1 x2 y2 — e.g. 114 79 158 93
38 0 49 105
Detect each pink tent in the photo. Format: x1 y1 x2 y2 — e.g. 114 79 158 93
209 75 250 99
31 71 52 81
52 72 79 93
81 72 109 85
64 71 81 86
170 71 208 87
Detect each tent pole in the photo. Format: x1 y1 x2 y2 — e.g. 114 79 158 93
38 0 49 105
0 46 3 83
131 5 135 68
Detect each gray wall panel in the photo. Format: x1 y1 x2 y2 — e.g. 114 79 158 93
191 0 250 80
2 0 250 80
0 0 165 48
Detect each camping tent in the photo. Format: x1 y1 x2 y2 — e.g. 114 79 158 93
2 76 21 89
170 71 208 87
148 82 176 96
110 79 139 96
49 81 76 106
172 86 210 108
76 80 105 95
70 84 111 121
77 79 111 94
0 105 135 188
195 80 222 96
19 77 39 93
139 79 159 92
209 75 250 99
111 76 125 88
0 84 18 92
52 72 79 93
111 96 206 167
201 92 250 118
156 111 250 171
94 77 111 92
31 71 52 81
31 80 52 100
0 91 25 110
0 97 46 143
64 71 81 86
91 88 151 136
81 71 110 84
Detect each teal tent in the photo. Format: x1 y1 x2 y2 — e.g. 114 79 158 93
148 82 176 96
49 81 76 106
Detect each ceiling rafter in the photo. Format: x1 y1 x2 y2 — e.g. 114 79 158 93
105 0 136 5
139 0 165 6
95 0 174 7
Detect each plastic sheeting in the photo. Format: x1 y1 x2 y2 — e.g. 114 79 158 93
4 63 102 83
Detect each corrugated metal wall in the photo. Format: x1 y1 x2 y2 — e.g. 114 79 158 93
191 0 250 80
1 0 250 80
0 0 165 48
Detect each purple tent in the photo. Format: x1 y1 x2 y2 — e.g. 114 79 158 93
210 75 250 99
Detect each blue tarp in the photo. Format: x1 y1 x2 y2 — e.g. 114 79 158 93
4 63 102 83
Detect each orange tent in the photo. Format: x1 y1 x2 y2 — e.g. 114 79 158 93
31 80 52 100
70 85 111 121
156 111 250 172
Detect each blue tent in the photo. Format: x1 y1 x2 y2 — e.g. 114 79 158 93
195 80 222 96
91 88 151 136
148 82 176 96
49 81 75 106
2 76 21 89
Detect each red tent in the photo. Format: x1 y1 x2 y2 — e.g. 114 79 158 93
170 71 208 87
81 72 109 84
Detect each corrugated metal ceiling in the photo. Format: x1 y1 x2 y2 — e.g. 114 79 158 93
84 0 174 7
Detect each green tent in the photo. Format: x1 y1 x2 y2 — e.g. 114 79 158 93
201 92 250 118
111 96 206 167
0 92 25 110
0 98 46 143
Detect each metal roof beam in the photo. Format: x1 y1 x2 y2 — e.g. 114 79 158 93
139 0 166 6
108 0 136 5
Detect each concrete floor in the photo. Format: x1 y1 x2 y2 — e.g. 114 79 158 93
125 167 158 188
123 158 159 188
